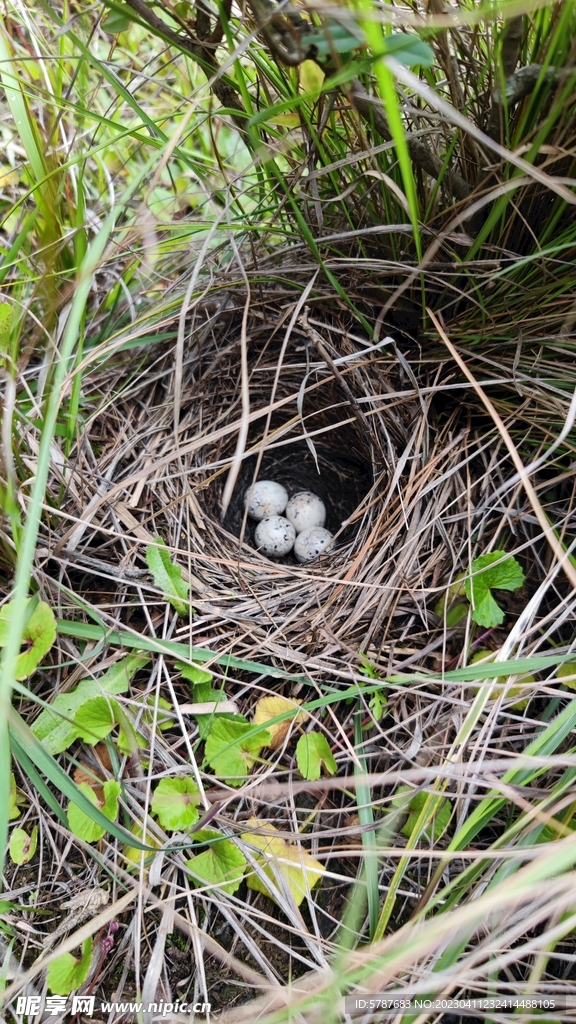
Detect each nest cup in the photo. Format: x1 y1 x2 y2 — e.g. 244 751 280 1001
116 302 420 656
197 331 379 567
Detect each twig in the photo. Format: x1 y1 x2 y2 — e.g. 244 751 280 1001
246 0 310 66
220 239 252 517
487 16 525 142
494 63 574 106
242 0 476 203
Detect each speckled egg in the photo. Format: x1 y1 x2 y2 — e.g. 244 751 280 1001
294 527 334 564
285 491 326 534
244 480 288 521
254 516 296 557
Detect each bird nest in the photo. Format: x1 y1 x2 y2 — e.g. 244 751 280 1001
162 305 419 655
52 271 550 680
60 287 489 672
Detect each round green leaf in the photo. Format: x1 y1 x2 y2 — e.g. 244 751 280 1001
186 829 246 894
74 696 120 744
204 718 269 786
151 777 200 831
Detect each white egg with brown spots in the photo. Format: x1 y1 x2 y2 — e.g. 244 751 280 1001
285 491 326 533
244 480 288 521
294 527 334 563
254 516 296 557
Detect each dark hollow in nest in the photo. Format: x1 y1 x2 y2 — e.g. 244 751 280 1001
191 323 394 573
220 408 374 564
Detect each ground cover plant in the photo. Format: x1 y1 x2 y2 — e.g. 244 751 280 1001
1 0 576 1020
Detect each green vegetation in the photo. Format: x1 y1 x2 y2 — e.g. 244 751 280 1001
296 731 338 780
46 940 93 996
145 538 191 617
185 829 247 895
150 776 201 830
1 0 576 1019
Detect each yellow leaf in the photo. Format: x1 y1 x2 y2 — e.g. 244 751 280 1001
240 818 325 906
299 60 325 96
123 823 160 870
253 696 306 750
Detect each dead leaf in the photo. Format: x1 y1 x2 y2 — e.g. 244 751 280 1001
253 696 306 750
240 818 325 906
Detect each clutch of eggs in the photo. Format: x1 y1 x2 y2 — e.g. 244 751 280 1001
245 479 333 562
